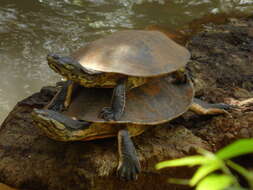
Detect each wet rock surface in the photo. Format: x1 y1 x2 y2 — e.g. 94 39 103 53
0 16 253 190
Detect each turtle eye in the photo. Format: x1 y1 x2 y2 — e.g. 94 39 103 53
64 64 75 70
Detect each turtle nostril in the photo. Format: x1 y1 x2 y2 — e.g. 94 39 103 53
48 53 60 60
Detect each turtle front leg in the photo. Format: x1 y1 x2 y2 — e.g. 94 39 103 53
46 80 77 111
99 80 126 121
117 129 141 180
190 98 233 115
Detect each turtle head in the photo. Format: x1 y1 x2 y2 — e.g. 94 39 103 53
47 53 101 77
32 108 91 141
47 53 83 76
32 108 68 131
32 108 68 141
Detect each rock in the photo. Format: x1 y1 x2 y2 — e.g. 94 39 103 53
0 183 17 190
0 87 207 190
0 16 253 190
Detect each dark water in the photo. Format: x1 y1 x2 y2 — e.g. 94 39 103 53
0 0 252 123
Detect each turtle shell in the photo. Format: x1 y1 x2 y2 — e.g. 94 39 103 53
63 76 194 125
72 30 190 77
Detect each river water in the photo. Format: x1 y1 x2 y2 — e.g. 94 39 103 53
0 0 252 124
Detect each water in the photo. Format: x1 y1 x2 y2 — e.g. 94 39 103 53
0 0 252 124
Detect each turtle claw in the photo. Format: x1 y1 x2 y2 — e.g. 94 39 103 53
218 103 237 110
48 102 66 112
117 158 141 181
99 107 115 121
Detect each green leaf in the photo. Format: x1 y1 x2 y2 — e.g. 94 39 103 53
226 160 253 179
190 162 221 186
196 174 233 190
224 186 249 190
216 139 253 160
156 156 208 170
226 160 253 188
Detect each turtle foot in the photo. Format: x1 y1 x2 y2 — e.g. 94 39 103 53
99 107 116 121
216 103 237 110
47 102 66 112
117 129 141 181
117 157 141 181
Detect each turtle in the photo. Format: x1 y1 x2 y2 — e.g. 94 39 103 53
32 76 231 180
46 30 190 121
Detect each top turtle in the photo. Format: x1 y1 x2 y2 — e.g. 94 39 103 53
47 30 190 121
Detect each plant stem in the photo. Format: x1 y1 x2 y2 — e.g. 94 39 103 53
219 159 241 187
226 160 253 189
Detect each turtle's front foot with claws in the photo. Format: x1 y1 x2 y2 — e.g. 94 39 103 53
48 103 66 112
99 107 116 121
46 80 76 112
99 81 126 121
99 106 124 121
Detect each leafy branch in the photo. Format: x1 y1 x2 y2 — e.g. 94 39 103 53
156 139 253 190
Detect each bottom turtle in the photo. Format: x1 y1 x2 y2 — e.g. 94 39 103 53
32 76 230 180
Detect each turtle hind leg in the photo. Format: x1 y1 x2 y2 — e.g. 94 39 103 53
190 98 233 115
99 80 126 121
117 129 140 181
